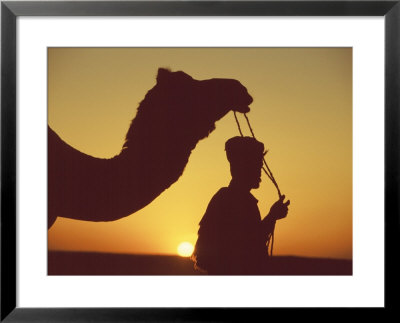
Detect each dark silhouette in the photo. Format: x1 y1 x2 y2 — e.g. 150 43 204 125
192 136 290 275
48 68 253 228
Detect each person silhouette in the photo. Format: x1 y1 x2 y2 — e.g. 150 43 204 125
192 136 290 275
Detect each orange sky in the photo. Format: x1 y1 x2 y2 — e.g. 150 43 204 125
48 48 352 259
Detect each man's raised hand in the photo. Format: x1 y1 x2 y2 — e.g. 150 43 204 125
269 195 290 220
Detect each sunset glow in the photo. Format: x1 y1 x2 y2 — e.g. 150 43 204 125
48 48 352 260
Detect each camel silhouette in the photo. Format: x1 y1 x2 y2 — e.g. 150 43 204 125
48 68 253 228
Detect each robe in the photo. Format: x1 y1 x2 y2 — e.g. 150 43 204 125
192 182 275 275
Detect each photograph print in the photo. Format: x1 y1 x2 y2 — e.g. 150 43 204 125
48 47 352 275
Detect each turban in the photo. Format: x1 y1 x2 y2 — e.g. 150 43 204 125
225 136 264 165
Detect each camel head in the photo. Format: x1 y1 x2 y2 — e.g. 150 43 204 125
125 68 253 149
155 67 253 115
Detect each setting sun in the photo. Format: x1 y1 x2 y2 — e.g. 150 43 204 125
177 242 194 257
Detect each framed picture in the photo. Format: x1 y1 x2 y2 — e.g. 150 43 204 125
1 0 399 321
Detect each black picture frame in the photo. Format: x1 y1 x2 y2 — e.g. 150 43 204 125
1 0 399 321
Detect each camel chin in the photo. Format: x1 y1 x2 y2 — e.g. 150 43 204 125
234 106 251 113
48 68 253 229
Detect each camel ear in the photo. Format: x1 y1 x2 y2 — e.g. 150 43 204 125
157 68 171 83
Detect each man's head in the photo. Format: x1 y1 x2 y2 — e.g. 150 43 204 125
225 136 265 189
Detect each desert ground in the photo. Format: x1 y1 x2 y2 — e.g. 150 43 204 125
48 251 352 275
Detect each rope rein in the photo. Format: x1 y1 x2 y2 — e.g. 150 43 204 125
233 110 244 137
243 113 282 198
233 111 282 198
233 111 281 257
